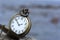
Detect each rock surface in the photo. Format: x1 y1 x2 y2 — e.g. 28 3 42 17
0 32 36 40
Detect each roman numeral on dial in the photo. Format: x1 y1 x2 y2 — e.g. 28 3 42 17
15 30 17 33
19 31 20 33
12 25 14 27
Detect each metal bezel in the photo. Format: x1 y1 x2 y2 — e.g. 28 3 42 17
8 14 31 38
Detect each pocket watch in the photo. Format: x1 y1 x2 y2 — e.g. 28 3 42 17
0 8 31 40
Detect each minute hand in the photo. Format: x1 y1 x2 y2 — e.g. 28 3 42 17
15 19 20 26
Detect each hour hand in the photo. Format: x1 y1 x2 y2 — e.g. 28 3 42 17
17 22 23 26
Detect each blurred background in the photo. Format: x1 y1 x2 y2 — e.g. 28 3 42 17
0 0 60 40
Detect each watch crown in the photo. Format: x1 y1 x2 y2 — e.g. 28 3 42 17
19 8 29 17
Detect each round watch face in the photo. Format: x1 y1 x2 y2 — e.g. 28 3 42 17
10 15 29 34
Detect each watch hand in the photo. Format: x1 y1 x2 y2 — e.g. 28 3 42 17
15 19 20 26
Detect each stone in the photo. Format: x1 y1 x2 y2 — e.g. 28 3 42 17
0 32 36 40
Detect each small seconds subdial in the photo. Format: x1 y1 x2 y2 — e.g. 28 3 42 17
10 15 28 34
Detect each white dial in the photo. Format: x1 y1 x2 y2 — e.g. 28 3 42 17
10 15 28 34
